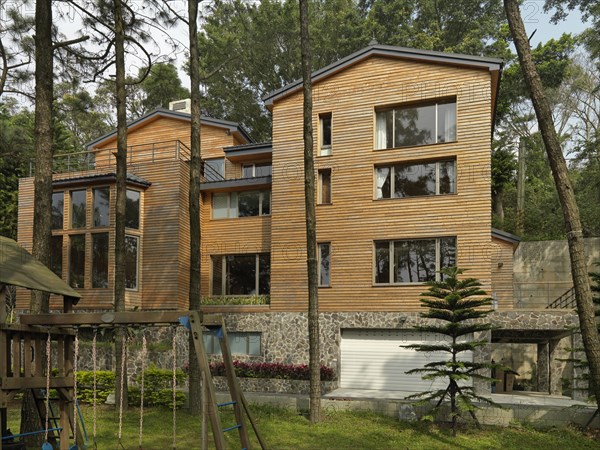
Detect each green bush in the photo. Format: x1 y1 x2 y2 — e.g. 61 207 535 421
131 365 187 408
201 295 270 305
129 387 186 409
76 371 115 404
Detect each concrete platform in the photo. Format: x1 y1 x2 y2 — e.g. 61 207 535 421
218 389 600 428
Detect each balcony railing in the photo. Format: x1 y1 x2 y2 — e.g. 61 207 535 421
29 140 192 177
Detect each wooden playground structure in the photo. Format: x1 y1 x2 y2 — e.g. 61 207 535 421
1 237 265 450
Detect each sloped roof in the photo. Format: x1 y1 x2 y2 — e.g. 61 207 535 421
263 44 503 108
86 109 253 150
0 236 81 299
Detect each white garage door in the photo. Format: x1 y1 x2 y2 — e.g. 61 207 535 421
340 329 472 392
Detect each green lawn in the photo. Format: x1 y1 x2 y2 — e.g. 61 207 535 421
5 402 599 449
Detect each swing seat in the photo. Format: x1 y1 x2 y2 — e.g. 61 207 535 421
68 445 79 450
42 442 53 450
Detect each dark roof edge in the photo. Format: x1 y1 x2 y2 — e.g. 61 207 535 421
85 109 253 149
52 173 152 189
492 228 521 244
263 44 504 106
224 142 273 152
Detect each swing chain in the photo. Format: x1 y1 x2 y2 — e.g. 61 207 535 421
172 326 177 450
92 327 98 450
44 330 51 445
72 328 79 448
118 329 127 449
138 330 147 450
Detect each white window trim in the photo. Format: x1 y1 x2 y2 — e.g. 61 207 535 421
372 237 457 285
375 99 456 150
374 159 456 200
212 190 271 219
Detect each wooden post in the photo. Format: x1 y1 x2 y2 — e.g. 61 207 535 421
0 284 6 324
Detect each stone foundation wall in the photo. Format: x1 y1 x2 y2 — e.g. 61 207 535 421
39 310 582 397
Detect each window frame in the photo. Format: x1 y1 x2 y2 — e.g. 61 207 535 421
242 162 272 178
374 158 456 200
203 331 261 356
91 232 110 289
210 253 270 296
373 237 457 285
70 189 87 229
318 169 332 205
318 242 331 287
375 98 457 150
125 189 141 230
68 233 86 289
124 234 140 291
204 157 225 181
52 191 64 230
319 112 332 156
212 190 271 219
93 186 111 228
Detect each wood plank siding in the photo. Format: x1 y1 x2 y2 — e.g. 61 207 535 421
270 56 494 312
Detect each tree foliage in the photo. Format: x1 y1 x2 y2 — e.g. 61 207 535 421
404 267 499 433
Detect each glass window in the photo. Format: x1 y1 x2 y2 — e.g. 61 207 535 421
204 158 225 181
70 190 86 228
92 233 109 288
212 193 229 219
93 187 110 227
374 241 390 284
375 99 456 149
318 243 331 287
125 235 139 290
375 160 456 199
242 163 272 178
318 169 331 204
238 191 260 217
211 254 270 296
52 192 64 230
50 235 63 277
69 234 85 288
319 113 332 156
374 237 456 284
203 332 261 356
126 190 140 229
212 191 269 219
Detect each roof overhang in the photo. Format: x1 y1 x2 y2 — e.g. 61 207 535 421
86 109 253 150
200 176 272 193
223 142 272 163
52 173 152 190
0 236 81 300
263 44 504 114
492 228 521 250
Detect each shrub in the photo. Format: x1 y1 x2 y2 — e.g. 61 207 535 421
76 371 115 404
201 295 270 305
210 361 335 381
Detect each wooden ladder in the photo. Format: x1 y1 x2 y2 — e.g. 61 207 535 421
184 312 266 450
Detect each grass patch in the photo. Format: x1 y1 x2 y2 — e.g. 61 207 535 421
5 402 599 449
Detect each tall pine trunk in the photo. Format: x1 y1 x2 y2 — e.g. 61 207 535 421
187 0 203 418
114 0 128 410
505 0 600 411
299 0 321 423
22 0 53 444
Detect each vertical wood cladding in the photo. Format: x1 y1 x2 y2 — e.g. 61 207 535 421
270 56 495 312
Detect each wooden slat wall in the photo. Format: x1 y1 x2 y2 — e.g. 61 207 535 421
270 56 494 312
491 237 515 309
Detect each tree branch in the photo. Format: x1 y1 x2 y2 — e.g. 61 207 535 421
53 35 90 50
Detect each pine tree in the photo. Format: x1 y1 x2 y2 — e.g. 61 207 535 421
404 267 498 434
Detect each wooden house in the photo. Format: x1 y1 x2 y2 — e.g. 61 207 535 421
17 44 531 393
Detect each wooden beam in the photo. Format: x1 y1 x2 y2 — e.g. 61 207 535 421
1 376 74 390
19 311 223 327
0 284 6 324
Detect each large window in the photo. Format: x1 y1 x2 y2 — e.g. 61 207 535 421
52 192 64 230
204 158 225 181
125 235 139 290
375 99 456 149
203 332 261 356
92 233 109 288
318 243 331 287
125 189 140 229
319 113 332 156
242 163 272 178
374 237 456 284
211 253 270 296
375 160 455 199
69 234 86 288
50 235 63 277
212 190 271 219
70 190 87 228
93 187 110 227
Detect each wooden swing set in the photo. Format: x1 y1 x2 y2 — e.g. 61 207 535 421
0 237 266 450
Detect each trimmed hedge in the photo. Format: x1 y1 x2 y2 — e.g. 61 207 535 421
210 360 336 381
76 371 115 404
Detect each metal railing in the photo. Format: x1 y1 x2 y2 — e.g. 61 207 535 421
29 139 192 177
546 287 576 309
513 281 576 309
